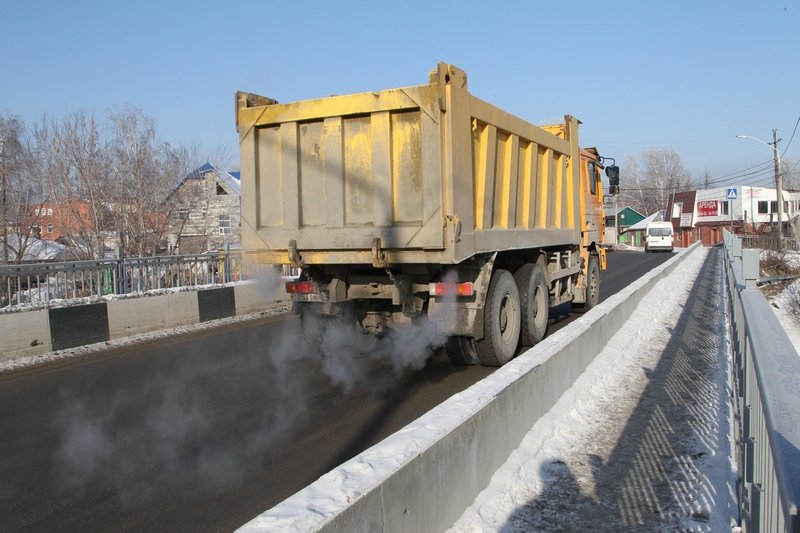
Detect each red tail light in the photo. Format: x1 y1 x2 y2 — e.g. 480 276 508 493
285 281 317 295
429 282 474 297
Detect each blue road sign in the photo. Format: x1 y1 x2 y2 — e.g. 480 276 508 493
726 188 738 200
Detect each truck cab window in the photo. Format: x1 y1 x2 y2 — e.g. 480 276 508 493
588 162 597 195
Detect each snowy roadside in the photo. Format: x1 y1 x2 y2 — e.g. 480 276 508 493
771 279 800 349
450 245 739 531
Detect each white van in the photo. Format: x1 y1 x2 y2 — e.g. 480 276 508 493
644 221 674 253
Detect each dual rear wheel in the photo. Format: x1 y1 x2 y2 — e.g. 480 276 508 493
446 263 549 367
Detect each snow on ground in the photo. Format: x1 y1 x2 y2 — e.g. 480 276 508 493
769 278 800 350
450 245 739 532
763 250 800 350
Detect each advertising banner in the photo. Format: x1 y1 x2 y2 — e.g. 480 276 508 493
697 200 718 217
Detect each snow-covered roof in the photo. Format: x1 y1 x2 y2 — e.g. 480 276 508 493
167 162 240 201
628 210 667 231
4 235 69 261
193 162 240 195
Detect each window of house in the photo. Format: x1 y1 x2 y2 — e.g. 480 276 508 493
30 225 41 238
178 209 189 221
720 201 729 215
47 223 54 233
757 201 769 214
216 183 227 195
218 214 231 235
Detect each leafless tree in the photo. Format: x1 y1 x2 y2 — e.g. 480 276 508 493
1 114 34 262
108 105 189 256
781 157 799 192
621 149 693 216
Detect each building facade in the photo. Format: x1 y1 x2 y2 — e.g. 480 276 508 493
667 186 799 247
167 163 241 254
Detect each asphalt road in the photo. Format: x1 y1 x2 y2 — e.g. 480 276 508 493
0 249 674 533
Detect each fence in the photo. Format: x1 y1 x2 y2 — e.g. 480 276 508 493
723 230 800 532
741 234 800 253
0 250 252 309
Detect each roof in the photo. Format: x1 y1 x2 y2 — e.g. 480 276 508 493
169 162 241 199
628 210 667 231
604 206 645 218
4 235 69 261
194 162 240 195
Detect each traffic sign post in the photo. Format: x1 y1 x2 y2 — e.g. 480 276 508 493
726 188 737 232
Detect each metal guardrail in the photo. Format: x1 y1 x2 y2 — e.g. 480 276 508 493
723 230 800 533
0 251 249 309
741 234 800 253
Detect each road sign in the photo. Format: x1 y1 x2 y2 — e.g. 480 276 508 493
726 188 738 200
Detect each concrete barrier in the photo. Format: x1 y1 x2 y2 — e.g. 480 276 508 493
238 243 702 533
107 292 200 340
0 282 288 364
0 308 52 360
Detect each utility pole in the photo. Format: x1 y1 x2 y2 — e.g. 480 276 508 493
771 129 784 250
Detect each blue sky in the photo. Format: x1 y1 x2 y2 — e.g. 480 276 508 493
1 1 798 187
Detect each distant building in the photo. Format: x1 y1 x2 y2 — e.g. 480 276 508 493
627 210 667 246
25 199 104 243
167 163 241 254
604 206 646 245
667 186 799 247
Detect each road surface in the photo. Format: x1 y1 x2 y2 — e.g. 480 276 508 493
0 250 673 532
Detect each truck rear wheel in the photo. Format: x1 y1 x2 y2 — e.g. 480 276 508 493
476 269 521 367
445 336 480 366
514 263 549 347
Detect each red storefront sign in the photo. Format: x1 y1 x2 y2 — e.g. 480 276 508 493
697 200 718 217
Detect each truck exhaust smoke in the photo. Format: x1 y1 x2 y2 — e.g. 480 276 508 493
52 268 456 506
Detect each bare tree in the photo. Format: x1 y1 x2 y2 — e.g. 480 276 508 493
621 149 692 216
781 157 798 191
108 105 188 256
1 114 36 263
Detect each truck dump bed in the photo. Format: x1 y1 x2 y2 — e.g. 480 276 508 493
236 63 582 267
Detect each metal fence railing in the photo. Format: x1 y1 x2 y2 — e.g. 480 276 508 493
723 230 800 533
0 250 251 309
741 234 800 253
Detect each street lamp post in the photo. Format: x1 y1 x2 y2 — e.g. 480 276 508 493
737 133 783 250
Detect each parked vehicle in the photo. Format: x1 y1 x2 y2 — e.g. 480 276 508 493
644 221 674 253
235 63 617 366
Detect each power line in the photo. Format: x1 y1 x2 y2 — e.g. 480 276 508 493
781 116 800 156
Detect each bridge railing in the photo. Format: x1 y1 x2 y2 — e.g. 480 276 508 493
741 234 800 253
723 230 800 533
0 250 250 309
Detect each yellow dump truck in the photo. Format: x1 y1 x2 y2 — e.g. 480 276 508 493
235 63 617 366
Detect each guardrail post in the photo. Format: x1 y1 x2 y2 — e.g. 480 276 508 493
732 236 742 262
742 249 759 290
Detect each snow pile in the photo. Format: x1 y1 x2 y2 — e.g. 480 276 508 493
769 278 800 349
450 245 739 531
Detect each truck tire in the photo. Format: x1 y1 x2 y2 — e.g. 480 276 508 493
476 269 521 367
514 263 549 347
445 336 480 365
573 255 600 312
